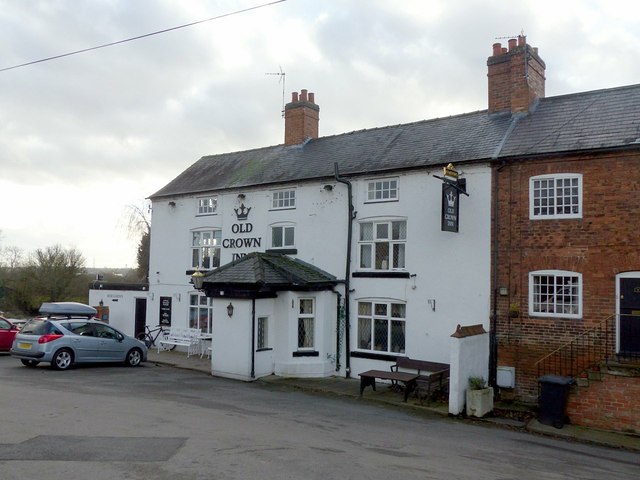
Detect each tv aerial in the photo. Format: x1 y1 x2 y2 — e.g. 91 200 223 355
265 66 286 117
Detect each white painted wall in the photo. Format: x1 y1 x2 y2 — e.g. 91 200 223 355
449 330 490 415
211 299 253 381
88 288 149 337
148 162 492 381
148 183 348 333
349 165 492 367
273 290 337 378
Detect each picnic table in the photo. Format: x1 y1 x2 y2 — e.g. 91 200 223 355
359 370 419 402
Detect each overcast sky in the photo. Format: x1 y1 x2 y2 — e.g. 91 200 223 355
1 0 639 268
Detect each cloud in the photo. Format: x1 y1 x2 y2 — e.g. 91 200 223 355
1 0 638 266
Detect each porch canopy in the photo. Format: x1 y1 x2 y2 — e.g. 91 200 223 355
196 252 338 299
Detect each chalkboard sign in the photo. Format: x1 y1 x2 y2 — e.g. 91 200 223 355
159 296 172 326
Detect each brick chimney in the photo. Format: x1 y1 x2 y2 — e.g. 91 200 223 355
284 89 319 145
487 35 545 114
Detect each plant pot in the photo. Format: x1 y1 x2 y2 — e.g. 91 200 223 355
466 387 494 418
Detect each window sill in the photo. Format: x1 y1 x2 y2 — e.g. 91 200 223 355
350 351 400 362
352 271 411 279
256 347 273 352
529 312 582 320
266 248 298 255
530 215 582 220
292 350 319 357
363 199 399 204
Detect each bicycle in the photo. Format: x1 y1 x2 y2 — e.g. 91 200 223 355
136 324 175 350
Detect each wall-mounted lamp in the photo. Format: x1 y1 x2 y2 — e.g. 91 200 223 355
191 269 205 290
237 193 246 200
227 302 234 317
168 201 176 207
323 184 333 192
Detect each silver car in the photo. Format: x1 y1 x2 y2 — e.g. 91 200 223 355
10 302 147 370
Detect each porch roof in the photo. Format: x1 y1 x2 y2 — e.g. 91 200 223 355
199 252 338 299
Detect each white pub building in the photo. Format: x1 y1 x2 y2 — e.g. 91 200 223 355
136 88 498 382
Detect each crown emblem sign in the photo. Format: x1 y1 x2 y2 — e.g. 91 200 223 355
446 190 456 208
234 203 251 221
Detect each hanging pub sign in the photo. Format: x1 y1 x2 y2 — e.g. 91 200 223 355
433 163 469 233
442 183 460 232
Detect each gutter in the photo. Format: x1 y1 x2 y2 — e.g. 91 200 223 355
334 163 354 378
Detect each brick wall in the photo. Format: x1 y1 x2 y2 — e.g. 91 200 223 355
284 89 319 145
567 367 640 433
487 37 546 114
493 150 640 402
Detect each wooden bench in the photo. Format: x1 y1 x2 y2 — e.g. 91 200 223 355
391 357 450 404
157 327 201 357
359 370 419 402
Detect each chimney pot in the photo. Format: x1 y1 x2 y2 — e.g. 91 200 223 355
508 38 517 51
292 92 299 102
501 47 507 54
300 89 308 102
492 43 502 56
308 92 315 104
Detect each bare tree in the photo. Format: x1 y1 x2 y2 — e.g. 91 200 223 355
122 203 151 282
1 245 24 269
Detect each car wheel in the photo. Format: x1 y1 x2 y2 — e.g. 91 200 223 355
21 359 39 367
51 349 73 370
125 348 143 367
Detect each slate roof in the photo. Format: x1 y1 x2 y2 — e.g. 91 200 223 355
150 84 640 199
150 110 513 198
501 84 640 157
201 252 337 290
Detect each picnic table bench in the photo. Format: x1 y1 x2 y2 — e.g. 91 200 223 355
359 370 419 402
391 357 450 404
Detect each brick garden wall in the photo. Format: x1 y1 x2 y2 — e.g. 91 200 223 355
567 367 640 434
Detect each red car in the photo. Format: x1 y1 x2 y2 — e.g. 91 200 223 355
0 317 20 351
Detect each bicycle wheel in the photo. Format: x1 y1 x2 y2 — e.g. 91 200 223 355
137 332 153 348
158 328 177 350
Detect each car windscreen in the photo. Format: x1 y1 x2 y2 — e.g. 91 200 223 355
20 319 60 335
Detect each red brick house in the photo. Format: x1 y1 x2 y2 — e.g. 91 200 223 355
489 37 640 433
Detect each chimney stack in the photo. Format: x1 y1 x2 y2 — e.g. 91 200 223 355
487 35 546 114
284 89 319 145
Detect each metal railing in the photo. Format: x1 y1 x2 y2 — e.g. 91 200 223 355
534 314 638 380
